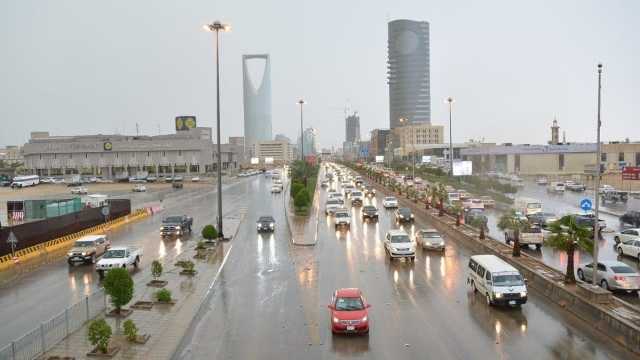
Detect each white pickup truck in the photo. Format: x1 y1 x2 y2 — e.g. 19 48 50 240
504 227 544 250
96 246 142 278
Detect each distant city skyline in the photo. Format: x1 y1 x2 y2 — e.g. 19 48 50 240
2 1 639 149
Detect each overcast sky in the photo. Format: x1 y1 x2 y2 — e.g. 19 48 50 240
1 0 638 149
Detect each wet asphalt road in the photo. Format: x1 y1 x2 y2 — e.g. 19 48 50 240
176 171 637 359
0 178 251 346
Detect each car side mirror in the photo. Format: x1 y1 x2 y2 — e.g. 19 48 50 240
327 304 334 310
366 304 372 308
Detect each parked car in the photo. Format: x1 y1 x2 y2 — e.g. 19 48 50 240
327 288 370 335
415 229 445 251
536 177 548 185
621 211 640 228
172 182 183 189
547 182 565 193
146 176 157 182
271 185 282 193
362 205 379 221
566 183 586 192
66 235 110 265
616 237 640 260
256 215 276 233
467 255 528 306
96 246 142 278
395 208 414 223
334 209 351 229
526 212 558 228
598 184 616 194
132 184 146 192
191 176 201 182
602 191 629 204
463 198 485 210
384 229 415 261
70 186 88 195
614 228 640 245
160 215 193 237
577 261 640 293
382 196 398 209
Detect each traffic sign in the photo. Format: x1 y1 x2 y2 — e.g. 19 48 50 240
101 206 110 217
6 231 17 244
580 198 593 212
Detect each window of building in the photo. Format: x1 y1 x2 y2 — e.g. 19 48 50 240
514 154 520 171
178 150 182 156
619 152 625 162
559 154 565 170
147 152 150 157
601 153 607 162
636 152 640 166
162 151 166 157
85 153 88 159
116 153 119 158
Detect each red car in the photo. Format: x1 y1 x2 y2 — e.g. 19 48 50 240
327 288 371 335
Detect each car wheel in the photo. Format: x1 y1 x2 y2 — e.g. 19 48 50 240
614 236 620 244
600 280 609 291
134 257 140 268
618 247 624 256
577 269 585 281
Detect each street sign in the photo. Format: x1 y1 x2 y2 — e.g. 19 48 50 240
580 198 593 212
6 231 17 244
622 167 640 180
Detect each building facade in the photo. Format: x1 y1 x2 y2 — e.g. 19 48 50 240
0 146 23 165
242 54 272 153
388 19 431 128
297 128 318 157
393 124 444 156
370 129 391 157
253 141 292 164
22 128 242 177
345 113 360 143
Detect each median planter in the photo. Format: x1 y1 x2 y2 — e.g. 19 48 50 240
130 301 154 310
105 308 133 318
577 283 613 304
87 346 120 358
175 260 197 276
146 280 168 288
123 319 151 345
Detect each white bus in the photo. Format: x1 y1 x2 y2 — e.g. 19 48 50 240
10 175 40 188
515 197 543 216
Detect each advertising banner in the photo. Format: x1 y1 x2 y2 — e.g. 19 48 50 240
452 161 473 176
375 155 384 163
175 116 197 131
250 157 259 165
421 155 432 164
622 166 640 180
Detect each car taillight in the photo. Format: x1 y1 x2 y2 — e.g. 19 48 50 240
614 275 626 281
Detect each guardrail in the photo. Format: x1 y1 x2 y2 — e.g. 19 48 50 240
0 208 149 271
0 289 106 360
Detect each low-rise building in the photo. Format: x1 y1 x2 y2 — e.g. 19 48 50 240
370 129 391 157
393 124 444 156
0 146 23 165
253 140 292 164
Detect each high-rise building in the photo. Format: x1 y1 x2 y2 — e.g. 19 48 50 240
370 129 391 157
274 134 291 144
345 113 360 143
242 54 272 153
387 19 430 128
297 128 318 157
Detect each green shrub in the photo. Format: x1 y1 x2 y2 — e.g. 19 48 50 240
196 241 206 250
151 260 162 280
175 260 195 272
201 224 218 241
123 319 138 342
291 181 304 197
103 268 134 314
294 188 310 208
155 288 172 302
88 319 112 353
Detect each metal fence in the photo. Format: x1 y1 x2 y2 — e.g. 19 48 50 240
0 289 106 360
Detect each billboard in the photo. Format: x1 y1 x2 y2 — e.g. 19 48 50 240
265 157 274 164
622 167 640 180
250 157 259 165
175 116 197 131
452 161 473 176
375 155 384 163
421 155 432 164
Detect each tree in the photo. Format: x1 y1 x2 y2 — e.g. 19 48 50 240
294 188 310 208
497 210 530 257
470 217 487 240
88 319 112 353
290 181 304 197
450 204 463 226
103 268 134 314
151 260 163 280
201 224 218 241
433 183 447 216
123 319 138 342
546 215 593 284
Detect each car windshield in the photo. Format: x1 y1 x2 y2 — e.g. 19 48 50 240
103 250 126 259
259 217 274 222
335 297 364 311
164 216 183 223
527 203 542 209
336 212 349 218
327 199 341 205
385 197 396 201
351 192 363 197
611 266 636 274
399 209 411 216
364 206 376 211
421 231 440 238
74 241 95 247
493 274 524 286
391 235 410 243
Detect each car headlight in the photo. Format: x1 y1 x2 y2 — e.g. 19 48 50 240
175 226 181 230
67 252 73 256
520 292 527 297
81 252 87 256
361 315 368 322
333 317 340 323
269 223 274 228
410 214 414 218
399 215 404 218
494 293 503 298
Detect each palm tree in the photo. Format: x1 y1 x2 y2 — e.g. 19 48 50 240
546 215 593 284
497 210 530 257
435 183 447 217
469 217 487 240
450 204 463 226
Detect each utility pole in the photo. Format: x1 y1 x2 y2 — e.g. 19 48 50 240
447 97 454 176
592 63 603 286
298 99 306 161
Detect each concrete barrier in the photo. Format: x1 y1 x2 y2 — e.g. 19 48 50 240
363 171 640 355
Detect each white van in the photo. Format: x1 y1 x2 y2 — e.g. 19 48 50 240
515 197 543 216
547 181 565 193
467 255 528 306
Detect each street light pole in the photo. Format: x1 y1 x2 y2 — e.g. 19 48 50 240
205 20 230 240
447 97 454 176
298 99 306 161
592 63 603 286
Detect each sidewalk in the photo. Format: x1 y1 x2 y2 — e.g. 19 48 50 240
41 215 244 360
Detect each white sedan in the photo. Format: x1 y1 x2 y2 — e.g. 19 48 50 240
271 185 282 193
71 186 88 195
614 228 640 245
382 196 398 209
616 238 640 260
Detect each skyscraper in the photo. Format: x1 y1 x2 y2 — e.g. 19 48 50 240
242 54 272 154
387 19 430 129
345 112 361 143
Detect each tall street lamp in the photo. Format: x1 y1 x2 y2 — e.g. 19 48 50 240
204 20 231 240
592 63 603 286
298 99 306 161
446 97 454 176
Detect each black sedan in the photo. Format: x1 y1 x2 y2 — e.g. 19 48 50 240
256 216 276 232
362 205 379 221
395 208 414 223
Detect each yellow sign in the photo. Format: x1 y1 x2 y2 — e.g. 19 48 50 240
103 142 113 151
175 116 197 131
